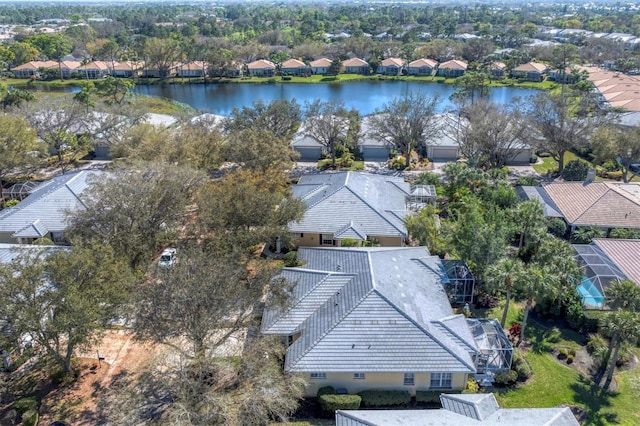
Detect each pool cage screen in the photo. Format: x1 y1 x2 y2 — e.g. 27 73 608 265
440 259 475 304
573 244 628 310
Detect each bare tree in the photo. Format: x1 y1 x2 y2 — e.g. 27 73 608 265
367 92 441 168
303 99 350 166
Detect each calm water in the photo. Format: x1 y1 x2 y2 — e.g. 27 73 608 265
133 81 538 116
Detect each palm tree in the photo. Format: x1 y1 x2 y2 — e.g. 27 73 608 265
606 280 640 312
514 264 554 344
600 310 640 389
533 236 582 313
515 199 546 250
486 257 524 327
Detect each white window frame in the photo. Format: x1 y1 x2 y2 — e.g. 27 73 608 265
430 372 452 389
353 372 366 380
310 373 326 380
321 237 334 246
404 373 415 386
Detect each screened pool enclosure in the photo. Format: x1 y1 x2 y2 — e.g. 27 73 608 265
573 244 629 309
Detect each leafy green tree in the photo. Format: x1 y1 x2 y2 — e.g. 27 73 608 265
591 125 640 183
514 199 547 250
367 92 441 168
225 128 299 172
452 71 490 104
67 163 205 270
1 88 34 109
562 160 590 181
328 58 343 76
606 280 640 312
0 243 133 373
73 81 96 112
404 205 449 256
95 76 134 105
222 99 302 140
514 265 555 344
571 226 605 244
303 99 350 167
0 115 41 201
25 33 72 60
144 36 183 79
486 257 525 327
600 310 640 389
8 42 39 65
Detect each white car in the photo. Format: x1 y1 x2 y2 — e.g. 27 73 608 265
158 248 177 268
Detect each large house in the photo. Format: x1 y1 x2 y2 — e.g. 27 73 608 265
377 57 405 75
261 246 511 397
281 58 309 76
437 60 468 77
310 58 333 75
518 182 640 232
511 62 548 81
342 58 370 75
406 58 437 76
0 171 99 244
357 115 392 161
177 61 208 78
289 172 413 247
336 393 579 425
11 60 58 78
247 59 276 77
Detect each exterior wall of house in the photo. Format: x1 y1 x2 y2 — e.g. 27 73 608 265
304 372 468 397
293 233 403 248
344 66 369 75
437 68 465 77
249 68 275 77
0 233 15 244
282 66 308 76
378 65 401 75
311 66 328 75
407 66 433 75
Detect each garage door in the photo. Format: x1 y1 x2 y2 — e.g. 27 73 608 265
362 147 390 161
431 147 459 161
295 147 323 162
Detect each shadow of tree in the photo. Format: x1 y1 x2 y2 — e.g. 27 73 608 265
570 375 619 426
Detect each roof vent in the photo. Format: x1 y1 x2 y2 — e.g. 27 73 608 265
336 264 341 271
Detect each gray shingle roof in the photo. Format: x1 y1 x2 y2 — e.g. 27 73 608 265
0 171 100 239
336 393 580 425
265 247 477 373
290 172 410 238
516 186 564 218
0 243 68 264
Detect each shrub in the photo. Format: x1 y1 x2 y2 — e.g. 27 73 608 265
493 369 517 386
562 160 589 181
2 199 19 208
566 298 586 331
319 394 361 412
571 226 605 244
488 166 509 180
13 397 37 414
587 333 607 355
609 228 640 239
557 348 568 360
511 349 532 382
21 409 38 426
547 218 568 238
414 171 441 186
416 390 444 404
388 156 406 170
508 323 522 339
515 176 540 187
33 237 55 246
317 386 336 398
466 378 479 393
566 355 574 364
340 238 361 247
359 390 411 407
475 293 499 309
568 348 576 357
281 76 292 81
283 251 299 267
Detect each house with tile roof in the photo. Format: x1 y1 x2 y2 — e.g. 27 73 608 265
377 57 405 75
247 59 276 77
10 60 58 78
281 58 309 76
407 58 437 76
573 238 640 309
342 58 370 75
436 59 468 77
511 62 548 81
76 61 111 79
290 172 411 247
0 171 100 244
540 182 640 231
489 61 507 78
111 61 142 78
177 61 208 78
336 393 579 425
310 58 333 75
262 247 512 397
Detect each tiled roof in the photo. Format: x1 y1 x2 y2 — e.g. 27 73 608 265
343 58 369 67
516 186 564 218
247 59 276 70
593 238 640 285
513 62 548 72
408 58 437 68
290 172 410 238
334 222 367 240
310 58 332 67
336 393 580 425
543 182 640 228
0 243 68 265
12 219 48 239
438 59 468 70
380 57 404 67
272 247 477 373
281 59 306 68
0 171 99 238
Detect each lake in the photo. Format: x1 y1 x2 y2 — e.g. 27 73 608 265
133 80 539 116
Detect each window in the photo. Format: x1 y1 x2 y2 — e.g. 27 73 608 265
353 373 366 380
404 373 415 386
310 373 326 380
430 372 452 389
321 237 334 246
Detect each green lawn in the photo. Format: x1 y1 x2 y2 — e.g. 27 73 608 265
488 303 640 425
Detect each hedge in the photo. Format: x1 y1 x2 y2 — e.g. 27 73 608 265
317 386 336 397
358 390 411 407
319 394 361 412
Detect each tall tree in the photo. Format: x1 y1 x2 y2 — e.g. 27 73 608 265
94 76 135 105
367 92 441 168
0 115 41 201
144 37 183 79
225 128 299 172
514 264 555 344
222 99 302 140
591 124 640 183
514 199 547 250
0 243 133 373
67 163 205 270
303 99 350 167
527 91 607 175
600 310 640 389
606 280 640 312
486 257 525 327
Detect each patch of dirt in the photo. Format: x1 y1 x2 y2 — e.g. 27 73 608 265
550 346 596 379
35 330 162 426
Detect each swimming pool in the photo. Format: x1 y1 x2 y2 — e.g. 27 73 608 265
577 276 605 308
